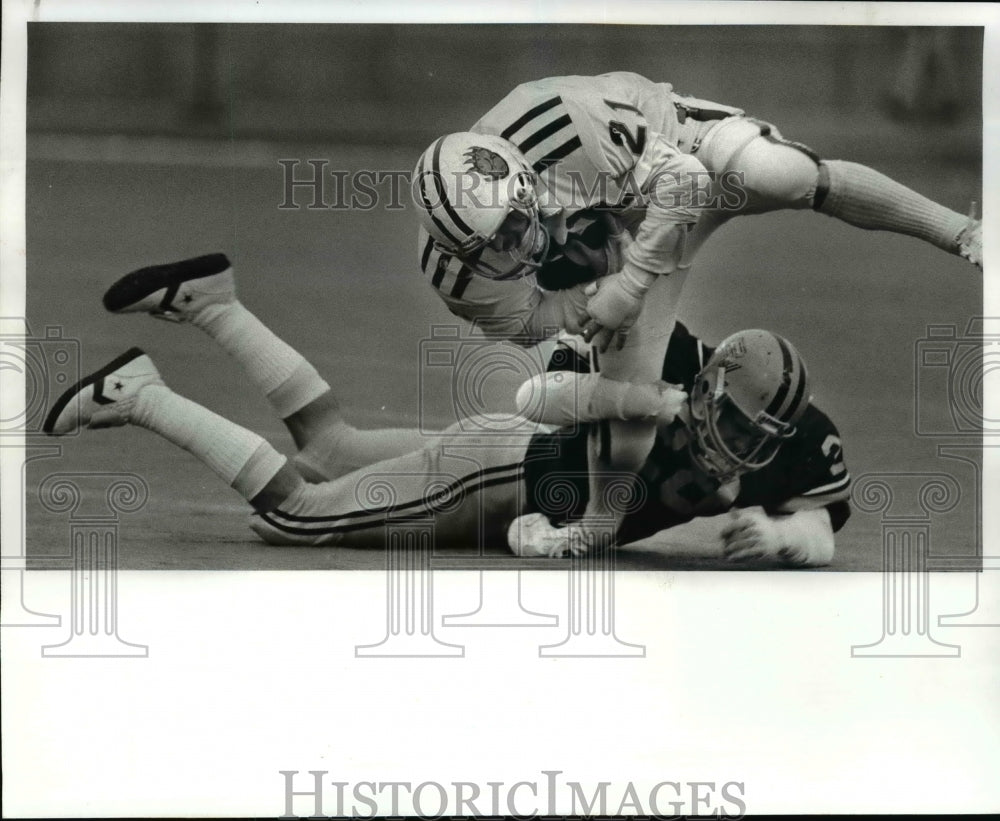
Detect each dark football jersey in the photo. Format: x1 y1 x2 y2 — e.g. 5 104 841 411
524 322 852 544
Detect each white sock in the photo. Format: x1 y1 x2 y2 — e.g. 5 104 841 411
192 301 330 418
130 384 288 501
817 160 969 253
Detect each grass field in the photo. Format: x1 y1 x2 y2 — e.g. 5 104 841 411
23 139 982 570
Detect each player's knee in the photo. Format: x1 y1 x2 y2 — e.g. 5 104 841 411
247 493 346 546
736 138 820 207
291 451 334 483
515 375 547 421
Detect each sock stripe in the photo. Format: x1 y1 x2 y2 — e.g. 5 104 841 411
813 163 831 211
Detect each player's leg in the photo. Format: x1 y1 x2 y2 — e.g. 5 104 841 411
43 349 528 547
692 116 981 267
102 254 427 480
578 269 685 522
43 348 304 513
509 271 687 556
251 423 531 548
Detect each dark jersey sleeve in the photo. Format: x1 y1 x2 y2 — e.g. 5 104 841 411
659 320 713 389
544 318 710 379
735 405 852 532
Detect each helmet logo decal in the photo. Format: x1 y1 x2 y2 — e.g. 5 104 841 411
715 338 747 373
464 146 509 179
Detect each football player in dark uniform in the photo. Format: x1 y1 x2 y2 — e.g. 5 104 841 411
510 323 849 564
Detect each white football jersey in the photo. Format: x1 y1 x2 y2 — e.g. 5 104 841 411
419 72 744 343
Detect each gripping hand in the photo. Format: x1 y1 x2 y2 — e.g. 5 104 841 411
581 265 657 352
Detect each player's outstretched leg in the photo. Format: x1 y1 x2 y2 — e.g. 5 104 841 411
814 160 981 268
102 254 426 480
103 253 332 436
696 118 982 269
44 347 302 512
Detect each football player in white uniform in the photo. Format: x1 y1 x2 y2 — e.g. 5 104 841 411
414 72 981 348
43 254 850 567
411 71 980 551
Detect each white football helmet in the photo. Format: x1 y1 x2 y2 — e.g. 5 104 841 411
412 132 549 280
688 329 811 480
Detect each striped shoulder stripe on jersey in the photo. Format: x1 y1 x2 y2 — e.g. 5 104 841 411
450 268 474 300
499 95 582 173
420 234 435 272
518 113 573 154
800 472 852 498
765 336 808 424
257 462 525 537
421 235 475 299
776 473 852 513
532 136 582 173
500 96 563 139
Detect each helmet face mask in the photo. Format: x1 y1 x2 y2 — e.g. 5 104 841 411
689 386 788 480
687 330 811 482
414 133 549 281
467 193 550 280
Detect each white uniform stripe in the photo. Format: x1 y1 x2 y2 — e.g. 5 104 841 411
800 473 852 497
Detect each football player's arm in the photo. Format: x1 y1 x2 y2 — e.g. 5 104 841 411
582 134 707 350
722 411 851 567
515 370 686 427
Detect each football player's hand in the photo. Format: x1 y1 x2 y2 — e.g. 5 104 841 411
581 267 656 352
720 506 782 562
656 382 688 427
558 284 590 336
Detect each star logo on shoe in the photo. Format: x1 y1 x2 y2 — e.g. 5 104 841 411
113 381 124 391
182 294 193 304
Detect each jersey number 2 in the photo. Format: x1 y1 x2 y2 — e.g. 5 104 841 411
608 120 647 155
